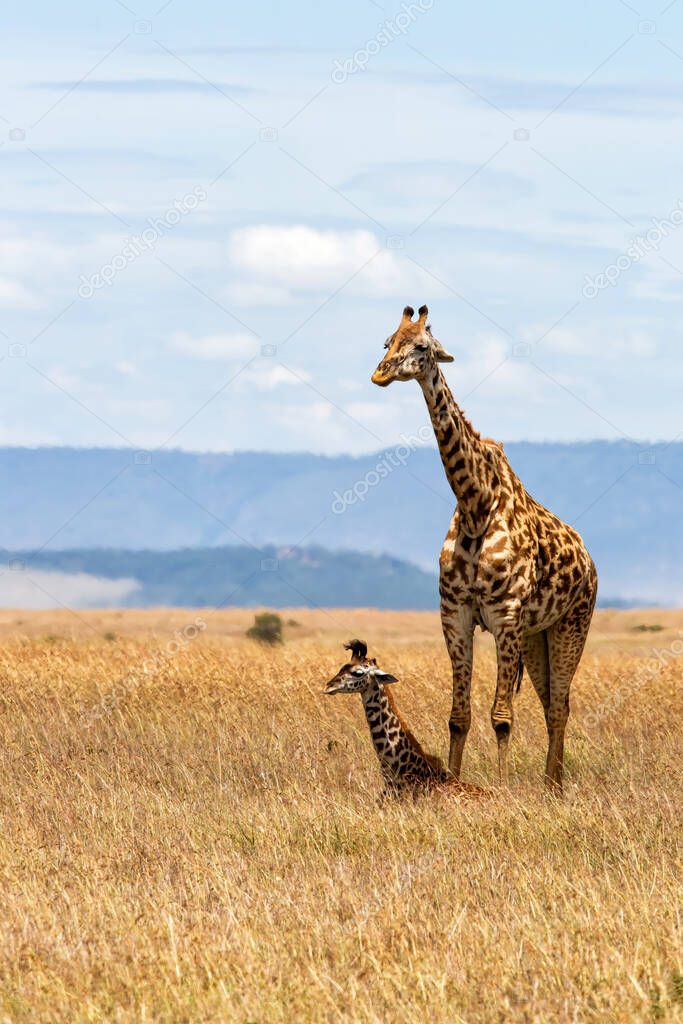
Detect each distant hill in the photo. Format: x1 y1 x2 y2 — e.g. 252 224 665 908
0 545 438 610
0 442 680 605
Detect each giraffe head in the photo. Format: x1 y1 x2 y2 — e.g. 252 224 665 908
371 305 454 387
323 639 398 695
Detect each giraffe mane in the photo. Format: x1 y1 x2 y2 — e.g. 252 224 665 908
382 686 445 773
435 375 507 470
452 407 504 453
482 435 505 452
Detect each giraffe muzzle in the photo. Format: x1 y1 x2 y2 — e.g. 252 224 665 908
371 366 393 387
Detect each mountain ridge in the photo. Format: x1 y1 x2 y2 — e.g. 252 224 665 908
1 441 680 604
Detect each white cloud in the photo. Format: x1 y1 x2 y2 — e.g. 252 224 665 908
0 278 36 308
170 331 259 360
0 238 64 273
630 264 683 304
455 335 546 404
115 361 137 376
3 27 683 454
241 365 312 391
228 224 435 298
272 397 401 453
46 366 83 392
272 400 354 451
230 225 379 283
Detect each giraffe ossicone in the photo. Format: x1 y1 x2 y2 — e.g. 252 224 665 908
371 305 598 792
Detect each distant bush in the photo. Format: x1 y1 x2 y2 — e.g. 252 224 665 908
247 612 283 645
632 623 663 633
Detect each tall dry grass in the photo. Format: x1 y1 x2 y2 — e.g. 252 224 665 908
0 608 681 1023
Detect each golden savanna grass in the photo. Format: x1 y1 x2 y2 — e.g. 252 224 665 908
0 606 681 1023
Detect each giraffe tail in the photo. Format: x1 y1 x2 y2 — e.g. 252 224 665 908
515 655 524 694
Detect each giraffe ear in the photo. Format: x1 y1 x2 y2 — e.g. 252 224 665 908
374 670 398 684
434 343 454 363
427 327 454 363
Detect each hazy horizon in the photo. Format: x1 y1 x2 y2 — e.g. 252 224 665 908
0 435 673 456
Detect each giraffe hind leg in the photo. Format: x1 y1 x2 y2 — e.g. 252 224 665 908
522 630 557 786
546 580 597 792
522 630 551 714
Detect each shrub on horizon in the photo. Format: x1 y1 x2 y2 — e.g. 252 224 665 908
246 612 284 645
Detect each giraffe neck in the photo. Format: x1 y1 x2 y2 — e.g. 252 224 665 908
419 366 497 536
360 683 442 785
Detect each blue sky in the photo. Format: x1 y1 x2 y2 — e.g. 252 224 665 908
2 0 683 453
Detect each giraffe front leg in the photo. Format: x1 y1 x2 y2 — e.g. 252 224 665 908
441 604 474 778
490 618 523 787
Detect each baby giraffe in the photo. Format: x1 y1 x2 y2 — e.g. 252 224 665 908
323 640 484 798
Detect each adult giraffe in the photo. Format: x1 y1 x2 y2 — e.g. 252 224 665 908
371 305 597 791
